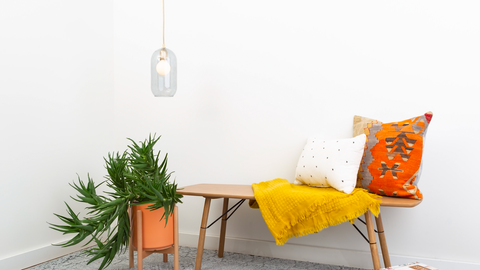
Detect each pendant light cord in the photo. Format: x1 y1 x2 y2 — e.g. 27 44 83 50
162 0 166 48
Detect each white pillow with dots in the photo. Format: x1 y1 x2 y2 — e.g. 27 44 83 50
294 134 366 194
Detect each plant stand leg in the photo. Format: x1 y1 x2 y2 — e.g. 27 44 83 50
365 211 381 270
218 198 229 258
137 210 144 270
174 205 179 270
195 198 212 270
129 207 134 268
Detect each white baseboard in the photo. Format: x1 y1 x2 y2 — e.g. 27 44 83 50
0 243 94 270
3 233 479 270
179 232 480 270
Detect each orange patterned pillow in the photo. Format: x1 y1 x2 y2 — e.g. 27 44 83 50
353 112 433 199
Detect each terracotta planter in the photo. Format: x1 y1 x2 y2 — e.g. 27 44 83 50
132 204 174 251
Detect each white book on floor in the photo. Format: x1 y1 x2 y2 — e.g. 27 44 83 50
380 262 439 270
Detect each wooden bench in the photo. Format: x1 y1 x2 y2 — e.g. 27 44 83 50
178 183 421 270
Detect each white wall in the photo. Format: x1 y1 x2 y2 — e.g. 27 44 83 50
114 0 480 269
0 1 114 269
2 0 480 269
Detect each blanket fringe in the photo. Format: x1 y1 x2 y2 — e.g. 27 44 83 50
277 199 380 245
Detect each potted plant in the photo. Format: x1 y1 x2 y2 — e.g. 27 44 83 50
49 135 183 270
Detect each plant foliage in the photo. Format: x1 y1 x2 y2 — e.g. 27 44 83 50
49 135 183 270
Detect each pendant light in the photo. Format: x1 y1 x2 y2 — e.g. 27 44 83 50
151 0 177 97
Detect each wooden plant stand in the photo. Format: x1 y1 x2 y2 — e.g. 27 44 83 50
128 206 179 270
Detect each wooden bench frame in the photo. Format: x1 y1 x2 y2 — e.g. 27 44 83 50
178 184 421 270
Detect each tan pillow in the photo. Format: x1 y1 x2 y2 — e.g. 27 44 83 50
353 115 382 137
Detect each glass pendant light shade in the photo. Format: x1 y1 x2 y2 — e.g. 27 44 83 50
151 47 177 97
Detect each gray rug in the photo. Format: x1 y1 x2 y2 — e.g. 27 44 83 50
27 246 367 270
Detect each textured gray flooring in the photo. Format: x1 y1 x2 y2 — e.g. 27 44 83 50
27 246 368 270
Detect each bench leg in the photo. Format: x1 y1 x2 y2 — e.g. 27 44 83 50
195 198 212 270
218 198 229 258
365 211 381 270
375 213 391 268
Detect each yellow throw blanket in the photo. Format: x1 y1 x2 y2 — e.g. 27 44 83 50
251 178 381 245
